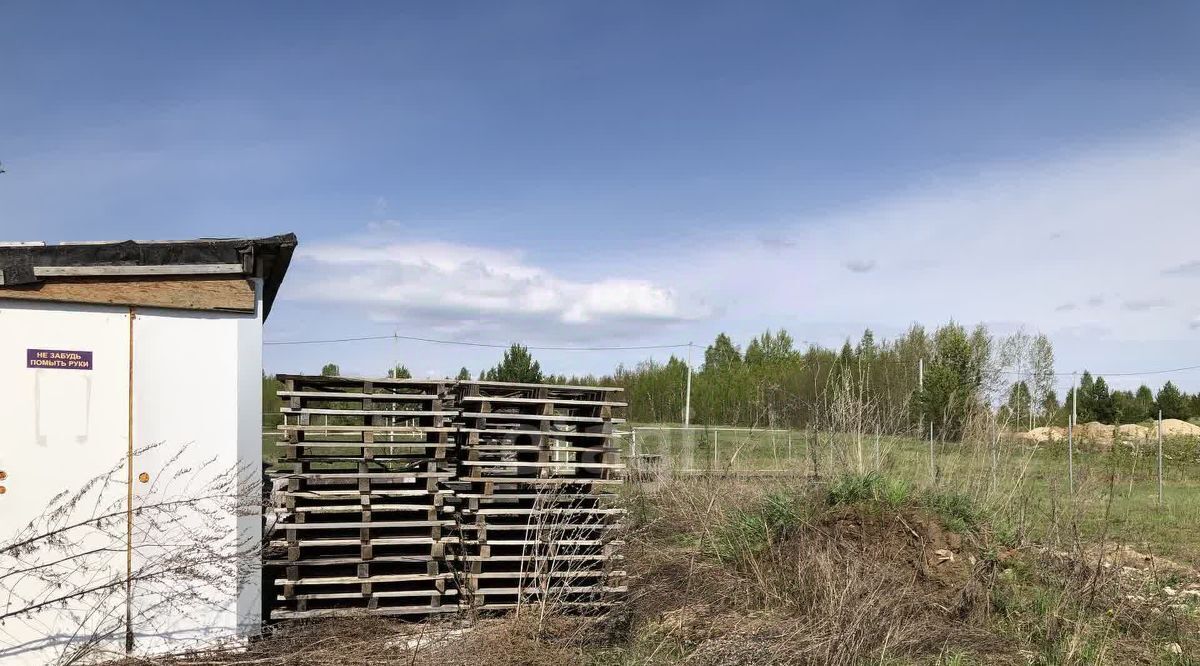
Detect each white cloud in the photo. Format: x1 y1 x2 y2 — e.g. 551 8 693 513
290 239 702 335
843 259 877 274
273 125 1200 386
672 126 1200 347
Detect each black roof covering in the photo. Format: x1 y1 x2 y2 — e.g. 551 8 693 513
0 233 298 319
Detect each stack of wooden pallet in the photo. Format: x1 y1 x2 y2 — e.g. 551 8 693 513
266 377 627 620
452 380 628 611
267 375 461 619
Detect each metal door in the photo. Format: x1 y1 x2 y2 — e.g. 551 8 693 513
0 302 132 665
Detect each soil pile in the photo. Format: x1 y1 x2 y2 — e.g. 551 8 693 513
1160 418 1200 437
1020 426 1067 443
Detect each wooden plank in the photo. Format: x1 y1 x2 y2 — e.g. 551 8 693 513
286 470 453 479
460 554 618 563
454 492 617 500
277 391 441 401
470 570 624 580
472 511 628 520
268 536 458 548
276 573 454 586
272 607 458 624
459 396 628 407
457 477 624 486
457 380 622 392
280 489 451 499
279 589 459 601
276 374 450 387
457 538 614 547
458 460 625 469
280 520 454 530
459 428 615 438
265 555 453 566
0 276 255 312
467 445 617 453
285 504 448 513
32 263 244 277
281 408 457 417
459 412 624 424
277 425 456 433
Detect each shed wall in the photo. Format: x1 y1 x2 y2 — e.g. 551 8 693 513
0 286 263 664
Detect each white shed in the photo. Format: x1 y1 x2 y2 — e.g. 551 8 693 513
0 234 296 664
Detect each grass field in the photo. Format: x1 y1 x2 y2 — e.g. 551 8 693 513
165 421 1200 664
625 424 1200 567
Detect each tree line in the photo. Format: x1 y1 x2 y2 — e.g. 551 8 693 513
271 325 1200 438
1054 372 1200 425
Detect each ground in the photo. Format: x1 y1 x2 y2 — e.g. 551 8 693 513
233 424 1200 665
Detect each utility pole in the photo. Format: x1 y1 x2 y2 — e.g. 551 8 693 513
683 342 693 428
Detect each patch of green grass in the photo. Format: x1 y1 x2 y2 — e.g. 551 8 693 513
825 472 914 509
707 489 806 562
921 488 981 533
827 471 887 506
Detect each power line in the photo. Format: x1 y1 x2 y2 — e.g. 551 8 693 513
994 363 1200 378
264 331 691 352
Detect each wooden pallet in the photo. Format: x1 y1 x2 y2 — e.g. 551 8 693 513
266 376 627 619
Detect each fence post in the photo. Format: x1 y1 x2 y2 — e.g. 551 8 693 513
928 423 935 483
713 429 719 472
1069 372 1077 495
874 431 881 472
1158 410 1164 507
1067 413 1075 495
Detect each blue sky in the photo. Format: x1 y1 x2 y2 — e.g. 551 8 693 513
3 2 1200 391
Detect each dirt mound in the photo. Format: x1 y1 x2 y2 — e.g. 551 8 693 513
1022 420 1200 445
630 503 1005 665
1160 418 1200 437
1077 421 1116 447
1118 424 1151 440
822 508 976 595
1020 426 1067 443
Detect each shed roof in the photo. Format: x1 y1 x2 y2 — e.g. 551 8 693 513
0 234 297 319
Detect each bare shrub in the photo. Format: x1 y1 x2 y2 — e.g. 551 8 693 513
0 443 261 665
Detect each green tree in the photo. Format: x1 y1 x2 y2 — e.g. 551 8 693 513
456 367 472 381
387 364 412 379
1111 390 1139 424
1090 376 1114 423
837 340 854 367
262 372 283 430
1074 371 1096 423
855 329 878 362
1135 386 1156 422
1041 389 1061 425
321 362 340 377
485 344 543 383
704 333 742 371
1157 381 1189 420
1005 381 1032 426
1188 394 1200 421
913 322 985 440
744 329 798 366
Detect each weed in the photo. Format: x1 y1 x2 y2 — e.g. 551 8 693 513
922 489 981 533
707 489 805 562
827 471 886 506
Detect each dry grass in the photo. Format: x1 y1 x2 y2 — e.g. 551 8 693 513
100 472 1200 666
